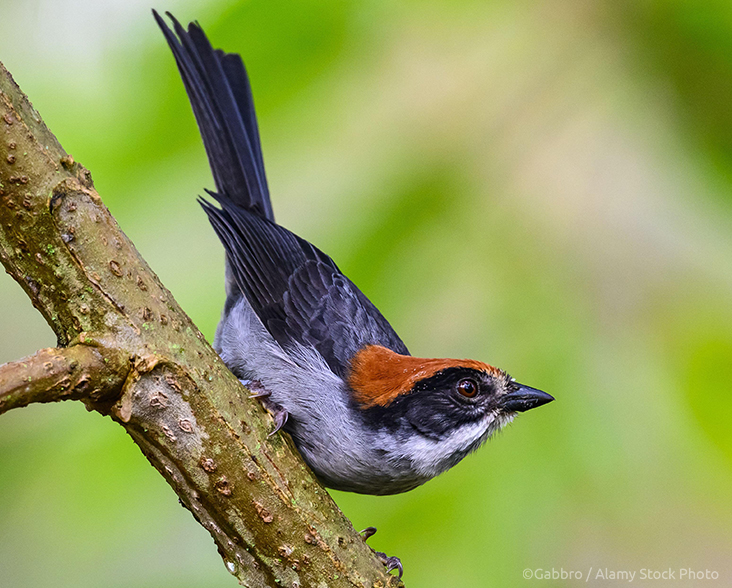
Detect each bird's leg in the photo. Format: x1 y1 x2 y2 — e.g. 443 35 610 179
359 527 403 579
240 379 289 437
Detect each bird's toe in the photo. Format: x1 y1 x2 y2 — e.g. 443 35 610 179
268 406 289 437
374 550 403 579
241 379 270 399
360 526 378 540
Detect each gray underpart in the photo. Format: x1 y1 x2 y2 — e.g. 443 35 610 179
215 296 511 495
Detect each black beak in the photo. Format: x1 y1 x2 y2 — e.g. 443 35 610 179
500 383 554 413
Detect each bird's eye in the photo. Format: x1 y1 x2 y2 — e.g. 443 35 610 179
457 378 478 398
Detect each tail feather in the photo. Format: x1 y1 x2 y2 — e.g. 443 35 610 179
154 10 274 221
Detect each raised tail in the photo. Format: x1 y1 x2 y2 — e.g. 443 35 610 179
154 10 274 221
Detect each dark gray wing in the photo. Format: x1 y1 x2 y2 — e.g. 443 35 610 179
157 11 407 374
201 197 409 377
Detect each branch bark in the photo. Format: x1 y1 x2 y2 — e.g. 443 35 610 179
0 345 127 414
0 60 399 588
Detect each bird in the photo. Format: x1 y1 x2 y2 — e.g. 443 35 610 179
155 11 553 500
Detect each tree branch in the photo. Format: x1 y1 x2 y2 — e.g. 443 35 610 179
0 345 128 415
0 59 399 588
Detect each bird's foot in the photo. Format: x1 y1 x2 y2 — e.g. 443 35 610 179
241 379 270 399
375 551 403 579
359 527 403 579
240 379 289 437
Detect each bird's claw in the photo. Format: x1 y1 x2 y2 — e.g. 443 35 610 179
362 529 402 579
360 526 378 540
241 379 270 399
268 406 289 437
374 551 403 579
249 389 271 399
242 380 288 437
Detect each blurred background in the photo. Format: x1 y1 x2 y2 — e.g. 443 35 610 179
1 0 732 586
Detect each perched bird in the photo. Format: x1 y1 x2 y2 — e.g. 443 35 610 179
155 12 553 498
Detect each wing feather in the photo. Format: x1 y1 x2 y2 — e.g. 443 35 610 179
201 198 409 376
159 11 407 375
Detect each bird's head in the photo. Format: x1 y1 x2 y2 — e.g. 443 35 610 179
348 345 553 482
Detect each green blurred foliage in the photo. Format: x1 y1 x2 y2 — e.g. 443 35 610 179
1 0 732 586
610 0 732 195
